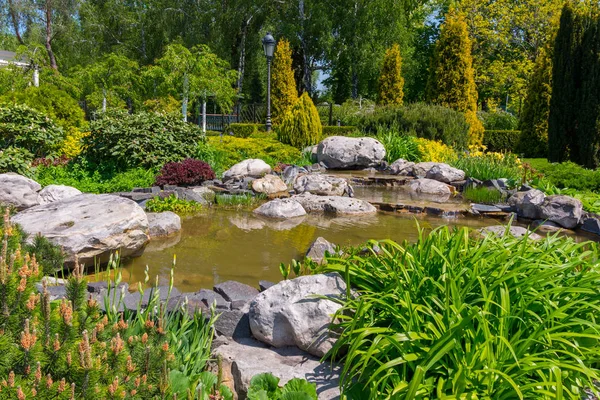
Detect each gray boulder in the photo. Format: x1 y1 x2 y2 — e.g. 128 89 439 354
293 174 349 196
12 194 149 266
408 178 452 196
189 186 216 203
478 225 542 240
214 280 259 304
305 237 338 264
254 199 307 219
252 174 288 195
292 193 377 215
411 162 438 178
316 136 385 169
581 213 600 236
249 273 347 357
37 185 82 205
389 159 415 176
425 163 465 183
223 159 271 180
538 195 583 229
0 173 41 210
147 211 181 237
508 189 545 219
282 165 309 185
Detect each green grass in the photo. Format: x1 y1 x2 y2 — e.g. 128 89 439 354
462 185 505 204
145 194 203 214
215 193 265 209
315 226 600 399
450 152 522 182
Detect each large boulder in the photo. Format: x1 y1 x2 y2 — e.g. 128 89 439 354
223 159 271 180
389 159 415 176
408 178 452 196
254 199 307 219
425 163 465 183
37 185 82 205
0 173 41 210
147 211 181 238
249 273 347 357
252 174 288 195
316 136 385 169
508 189 545 219
12 194 149 266
292 193 377 215
538 195 583 229
293 174 349 196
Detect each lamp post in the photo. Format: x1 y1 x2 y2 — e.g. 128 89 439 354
262 32 276 132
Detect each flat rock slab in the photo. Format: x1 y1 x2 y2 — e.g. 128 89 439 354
292 193 377 215
213 337 341 400
0 173 41 210
12 194 149 266
471 204 502 213
214 280 259 304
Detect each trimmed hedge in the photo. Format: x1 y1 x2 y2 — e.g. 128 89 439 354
322 125 358 137
227 123 265 138
483 130 520 153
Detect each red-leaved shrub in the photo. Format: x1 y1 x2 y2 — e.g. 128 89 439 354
155 158 216 187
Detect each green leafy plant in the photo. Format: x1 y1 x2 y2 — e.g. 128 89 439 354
462 185 505 204
247 373 317 400
146 194 203 214
478 110 518 131
376 124 422 163
215 193 264 209
0 146 34 176
227 123 262 138
277 93 322 149
321 126 358 137
482 130 520 153
82 110 205 171
450 151 522 182
317 227 600 399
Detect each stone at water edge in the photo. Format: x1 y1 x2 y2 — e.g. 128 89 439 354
282 165 309 185
508 189 545 220
214 280 259 304
189 186 216 203
478 225 542 240
0 173 41 210
252 174 288 195
11 194 149 266
292 192 377 215
316 136 385 169
147 211 181 238
425 163 466 183
389 159 415 176
411 162 439 178
249 272 347 358
408 178 452 196
37 184 82 205
293 174 350 196
538 195 583 229
305 237 338 264
253 198 307 219
223 159 272 180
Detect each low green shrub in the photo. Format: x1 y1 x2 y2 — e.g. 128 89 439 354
0 103 65 158
376 125 422 163
277 93 322 149
34 162 156 193
145 194 203 214
83 110 204 171
247 373 317 399
482 130 520 153
321 125 358 137
477 110 518 130
0 146 33 176
317 227 600 399
215 193 264 209
462 185 505 204
450 152 521 182
227 123 263 138
524 159 600 192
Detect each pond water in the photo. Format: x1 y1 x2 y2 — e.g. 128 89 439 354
116 208 496 292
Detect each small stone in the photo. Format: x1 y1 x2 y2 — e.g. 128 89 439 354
214 281 259 304
293 174 350 196
478 225 542 240
258 280 275 292
214 307 251 339
252 174 288 195
305 237 337 264
253 199 307 219
87 281 129 294
471 204 502 213
147 211 182 238
538 195 583 229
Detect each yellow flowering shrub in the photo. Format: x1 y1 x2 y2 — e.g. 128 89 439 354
59 128 89 158
416 138 457 163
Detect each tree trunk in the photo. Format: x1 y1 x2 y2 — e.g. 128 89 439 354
44 0 58 71
237 15 252 94
202 100 207 133
298 0 312 95
102 88 107 112
7 0 24 45
182 74 189 122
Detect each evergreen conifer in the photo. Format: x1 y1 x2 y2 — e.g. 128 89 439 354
277 92 322 149
271 39 298 124
378 44 405 106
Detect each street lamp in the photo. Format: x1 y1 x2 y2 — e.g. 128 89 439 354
262 32 276 132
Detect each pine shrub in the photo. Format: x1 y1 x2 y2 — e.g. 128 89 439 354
271 39 298 124
277 93 322 149
378 44 404 106
155 158 215 187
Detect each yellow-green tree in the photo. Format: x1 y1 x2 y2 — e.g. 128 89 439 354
272 38 298 124
427 10 484 146
378 44 404 106
277 92 322 149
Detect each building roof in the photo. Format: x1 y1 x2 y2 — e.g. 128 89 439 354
0 50 29 67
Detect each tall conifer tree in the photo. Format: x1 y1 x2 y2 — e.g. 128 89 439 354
378 44 404 106
271 38 298 124
427 10 484 146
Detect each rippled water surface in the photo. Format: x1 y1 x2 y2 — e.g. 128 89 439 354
117 208 495 292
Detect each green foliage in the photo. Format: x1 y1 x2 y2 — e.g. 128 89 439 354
214 194 264 209
378 44 404 106
482 130 520 153
277 93 323 149
450 152 522 182
0 104 65 158
0 146 33 176
247 373 317 400
24 234 65 275
227 123 261 138
478 110 518 131
146 194 203 215
321 126 358 137
462 185 505 204
376 125 422 163
318 228 600 398
427 10 484 145
525 159 600 192
34 162 156 193
272 39 298 124
83 110 204 171
518 46 552 158
355 103 469 150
